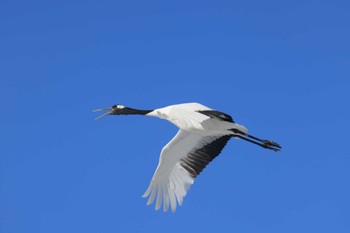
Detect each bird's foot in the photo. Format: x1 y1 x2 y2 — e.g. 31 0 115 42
261 140 282 152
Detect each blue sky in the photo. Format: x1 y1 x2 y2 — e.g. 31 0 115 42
1 0 349 232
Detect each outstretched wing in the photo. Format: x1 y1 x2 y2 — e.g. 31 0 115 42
142 130 231 212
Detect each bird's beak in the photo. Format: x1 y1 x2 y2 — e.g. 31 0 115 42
93 107 113 120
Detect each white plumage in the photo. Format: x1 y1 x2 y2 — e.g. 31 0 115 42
93 102 281 213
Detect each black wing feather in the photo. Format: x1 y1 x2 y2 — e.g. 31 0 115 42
197 110 234 123
180 135 231 178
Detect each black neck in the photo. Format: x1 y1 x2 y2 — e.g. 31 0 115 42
115 107 153 115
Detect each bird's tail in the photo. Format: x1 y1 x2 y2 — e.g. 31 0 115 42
231 123 248 136
229 125 282 152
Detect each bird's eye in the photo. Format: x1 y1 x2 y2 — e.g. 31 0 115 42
112 104 125 109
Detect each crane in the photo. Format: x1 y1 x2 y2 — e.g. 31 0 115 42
93 102 281 212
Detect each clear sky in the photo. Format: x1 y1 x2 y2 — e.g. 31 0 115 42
1 0 349 232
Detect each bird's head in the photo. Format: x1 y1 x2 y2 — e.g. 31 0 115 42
93 104 127 120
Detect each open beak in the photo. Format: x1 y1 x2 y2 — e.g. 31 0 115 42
93 107 113 120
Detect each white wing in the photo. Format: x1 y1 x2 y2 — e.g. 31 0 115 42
169 102 212 111
142 129 231 212
149 102 213 130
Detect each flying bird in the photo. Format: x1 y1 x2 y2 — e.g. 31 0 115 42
93 102 281 212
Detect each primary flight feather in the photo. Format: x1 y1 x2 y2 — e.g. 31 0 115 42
93 102 281 212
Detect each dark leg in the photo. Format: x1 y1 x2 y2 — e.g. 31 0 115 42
231 129 282 152
247 134 281 149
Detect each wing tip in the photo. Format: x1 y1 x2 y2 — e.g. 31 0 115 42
143 184 185 213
